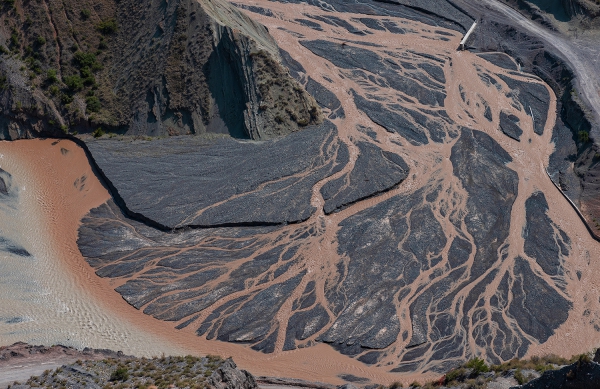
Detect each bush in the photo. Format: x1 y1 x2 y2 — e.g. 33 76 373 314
81 9 91 19
579 131 590 143
97 19 118 34
110 367 129 382
92 128 105 138
465 357 489 375
46 69 58 84
86 96 101 112
445 367 466 383
73 51 97 69
60 93 74 104
36 36 46 45
64 75 83 91
514 369 529 385
389 382 403 388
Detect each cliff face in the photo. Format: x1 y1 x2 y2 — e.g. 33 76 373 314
0 0 321 140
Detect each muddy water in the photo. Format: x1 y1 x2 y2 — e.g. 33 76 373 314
0 140 407 385
2 1 600 386
0 139 185 356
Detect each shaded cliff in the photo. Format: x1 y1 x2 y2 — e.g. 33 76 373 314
0 0 321 140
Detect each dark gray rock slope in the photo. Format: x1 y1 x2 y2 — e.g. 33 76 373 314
86 121 349 228
74 0 579 376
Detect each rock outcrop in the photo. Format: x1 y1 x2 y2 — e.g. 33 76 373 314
0 0 321 140
4 347 258 389
514 358 600 389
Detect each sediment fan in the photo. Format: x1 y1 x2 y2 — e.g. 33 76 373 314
76 0 593 375
1 0 599 383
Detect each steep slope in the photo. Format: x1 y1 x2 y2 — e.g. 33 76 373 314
0 0 321 140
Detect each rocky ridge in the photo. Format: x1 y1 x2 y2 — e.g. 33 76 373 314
2 345 258 389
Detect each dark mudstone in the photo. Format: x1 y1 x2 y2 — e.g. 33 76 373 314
308 14 365 35
295 18 323 31
523 191 570 277
214 273 304 346
352 93 429 145
0 168 12 196
508 257 571 343
478 52 518 70
498 74 550 136
499 111 523 141
271 0 473 32
321 141 409 213
300 40 446 108
85 122 348 228
306 77 345 119
0 237 31 257
338 374 369 383
284 304 330 351
279 49 306 82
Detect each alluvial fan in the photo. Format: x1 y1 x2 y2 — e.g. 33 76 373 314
75 0 600 378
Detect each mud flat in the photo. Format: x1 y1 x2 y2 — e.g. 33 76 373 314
0 139 411 387
0 139 185 356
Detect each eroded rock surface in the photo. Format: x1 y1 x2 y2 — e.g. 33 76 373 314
74 0 583 377
86 121 348 228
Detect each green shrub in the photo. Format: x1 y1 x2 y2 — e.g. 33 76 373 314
36 36 46 45
389 382 403 388
81 9 91 19
46 69 58 84
445 367 466 383
97 19 118 34
64 75 83 91
10 30 18 48
465 357 489 375
409 382 420 388
73 51 97 69
92 128 105 138
110 367 129 382
514 369 528 385
60 93 74 104
579 131 590 143
86 96 101 112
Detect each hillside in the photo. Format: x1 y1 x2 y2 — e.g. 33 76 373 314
0 0 321 140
